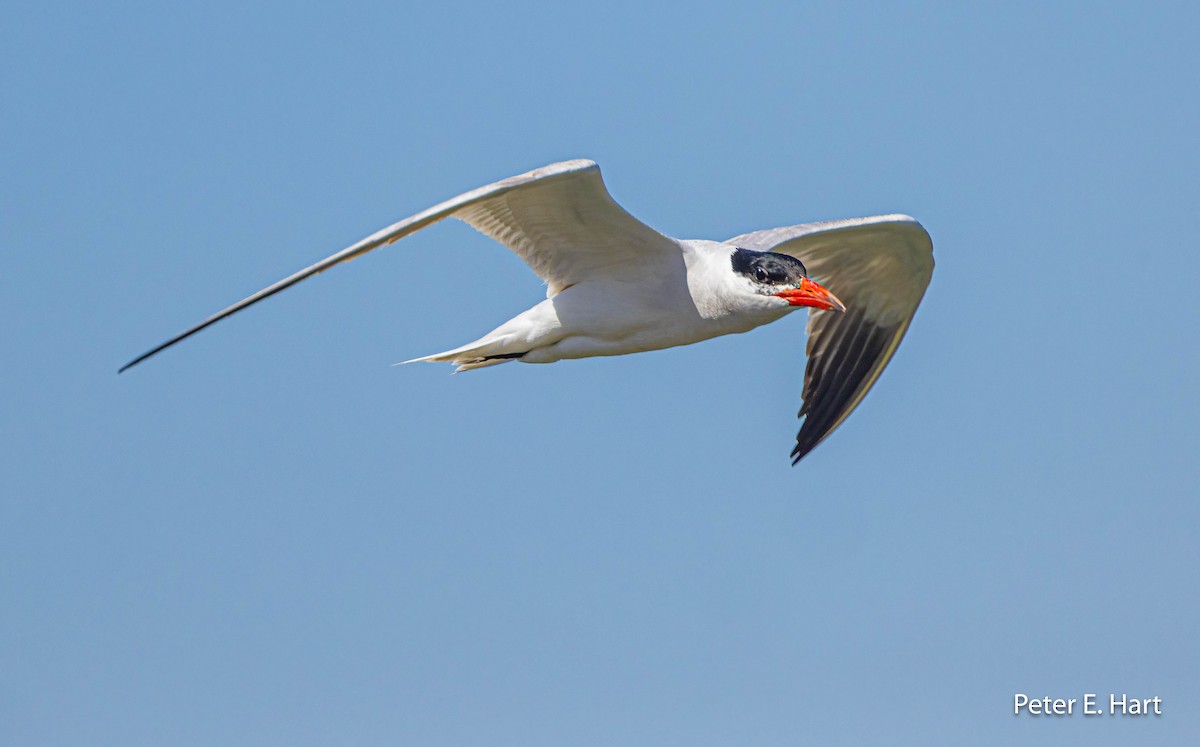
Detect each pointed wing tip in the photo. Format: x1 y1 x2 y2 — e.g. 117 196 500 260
789 430 827 465
117 344 170 374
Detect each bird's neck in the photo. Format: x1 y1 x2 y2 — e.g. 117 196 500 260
680 240 793 324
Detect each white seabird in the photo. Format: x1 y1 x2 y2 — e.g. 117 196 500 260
121 159 933 462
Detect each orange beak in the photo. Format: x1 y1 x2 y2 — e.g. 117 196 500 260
774 277 846 312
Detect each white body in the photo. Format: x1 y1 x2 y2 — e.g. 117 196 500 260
419 240 793 368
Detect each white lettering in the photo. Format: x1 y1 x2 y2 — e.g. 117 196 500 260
1014 694 1029 714
1109 693 1164 716
1111 693 1127 714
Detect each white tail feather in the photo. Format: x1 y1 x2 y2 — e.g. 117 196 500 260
400 338 523 372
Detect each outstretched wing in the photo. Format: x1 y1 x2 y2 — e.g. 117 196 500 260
727 215 934 463
120 159 676 372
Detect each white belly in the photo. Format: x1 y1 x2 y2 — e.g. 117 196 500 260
519 280 791 363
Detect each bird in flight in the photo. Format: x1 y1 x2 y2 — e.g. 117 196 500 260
121 159 933 463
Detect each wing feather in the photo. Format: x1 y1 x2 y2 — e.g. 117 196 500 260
456 167 675 294
120 160 674 371
728 215 933 463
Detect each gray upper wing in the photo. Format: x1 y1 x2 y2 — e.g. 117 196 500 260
120 160 676 372
728 215 934 463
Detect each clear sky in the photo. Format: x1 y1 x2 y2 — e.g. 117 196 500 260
4 2 1198 745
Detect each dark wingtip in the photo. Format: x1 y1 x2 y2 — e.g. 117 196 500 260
789 311 903 467
116 325 209 374
790 440 817 466
117 356 145 374
117 343 172 374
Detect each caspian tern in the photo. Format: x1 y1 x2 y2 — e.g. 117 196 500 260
121 159 933 463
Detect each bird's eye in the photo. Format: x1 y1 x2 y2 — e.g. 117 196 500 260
753 266 770 283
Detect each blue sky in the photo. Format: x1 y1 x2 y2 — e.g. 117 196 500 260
4 2 1198 745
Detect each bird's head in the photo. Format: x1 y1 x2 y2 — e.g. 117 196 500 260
730 248 846 312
